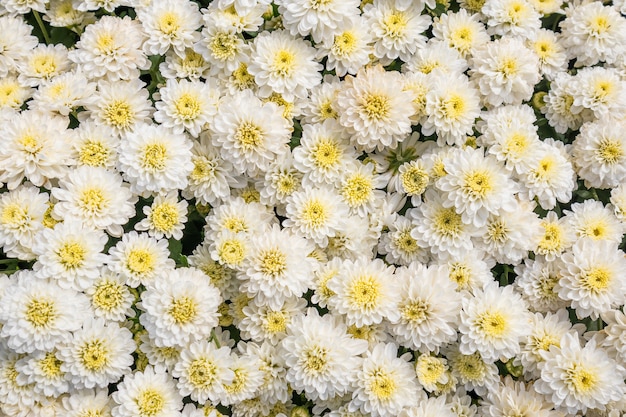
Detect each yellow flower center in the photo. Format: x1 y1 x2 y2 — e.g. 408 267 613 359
401 299 429 323
181 49 206 73
450 26 474 54
276 172 297 195
416 356 445 386
272 50 296 76
141 143 168 172
533 155 557 181
538 221 563 252
476 311 507 338
18 133 43 155
342 173 372 207
26 299 56 328
43 204 60 229
136 389 165 417
593 80 614 100
582 267 611 293
79 141 110 167
498 57 519 77
566 366 598 395
39 351 63 378
362 93 390 121
259 249 287 277
434 206 463 236
348 275 381 310
174 93 201 120
157 11 181 35
395 230 419 253
235 121 263 151
313 138 341 169
301 199 328 228
333 31 358 55
506 1 527 22
596 138 623 165
441 94 466 119
210 31 239 60
383 11 408 38
223 217 247 233
310 0 333 9
168 296 197 324
231 63 255 90
316 268 338 300
32 55 57 77
217 239 245 266
463 170 493 198
1 203 29 228
151 203 179 233
92 280 126 312
57 241 86 269
103 100 133 129
369 370 396 399
347 324 374 340
80 339 109 371
504 132 530 158
534 40 554 59
263 311 287 333
190 156 216 181
589 15 610 35
224 368 248 394
487 219 508 244
581 220 608 240
319 100 337 119
79 188 107 214
240 187 260 203
449 262 471 289
0 81 21 107
188 357 218 389
126 249 156 275
456 352 486 380
96 33 116 54
401 165 429 195
303 346 328 373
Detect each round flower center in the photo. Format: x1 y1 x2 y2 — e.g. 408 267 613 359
276 172 297 195
235 121 263 151
362 93 390 121
18 134 43 155
304 346 328 373
96 33 116 54
504 132 530 158
33 55 57 78
347 324 374 340
224 368 248 394
181 49 206 74
342 173 372 207
401 165 429 195
450 26 474 54
589 15 610 35
316 269 338 300
79 188 107 214
272 50 296 76
506 1 527 22
539 222 563 252
348 275 381 310
497 57 519 77
218 239 245 266
92 280 126 312
310 0 332 9
596 138 623 165
103 100 133 129
333 31 357 55
383 12 407 38
370 370 396 400
26 299 56 328
0 82 20 107
151 203 179 233
476 311 507 337
534 40 554 59
441 94 466 120
190 156 216 181
57 241 86 269
173 93 201 120
487 219 508 244
79 141 110 167
449 263 471 289
319 100 337 119
126 248 156 275
456 352 486 380
536 273 560 300
416 357 445 386
39 351 63 378
301 199 327 228
157 12 181 35
530 334 560 358
210 31 239 60
582 267 611 293
434 207 463 236
188 357 218 389
232 63 255 90
533 155 557 181
581 220 608 240
168 296 197 324
593 80 614 100
223 217 247 233
264 311 287 333
313 139 341 169
395 230 419 253
80 339 109 371
1 203 28 228
463 170 493 198
136 389 165 417
566 366 598 395
401 299 429 323
259 249 287 277
141 143 168 172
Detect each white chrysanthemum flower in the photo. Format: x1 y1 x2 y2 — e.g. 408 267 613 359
107 231 175 288
350 342 422 417
0 110 72 190
283 186 350 248
138 333 182 373
422 71 481 146
45 0 92 28
564 200 623 244
112 366 183 417
572 118 626 189
30 70 96 116
300 75 342 125
32 220 108 291
69 15 149 81
0 346 41 411
211 90 291 177
238 341 289 405
310 257 341 309
154 79 220 138
469 37 541 107
240 296 307 345
84 78 153 136
59 317 135 389
0 276 88 353
173 340 234 404
459 282 532 362
52 166 137 237
541 73 588 134
404 40 468 76
15 348 69 397
557 238 626 320
195 22 248 76
258 152 303 212
559 1 626 67
248 29 322 100
0 184 48 261
139 267 221 348
0 75 32 110
0 15 39 77
533 211 576 262
17 43 70 87
325 212 380 261
318 15 374 77
219 351 264 406
389 263 460 353
205 196 275 237
570 67 626 120
431 9 490 59
135 191 188 240
400 395 456 417
480 119 541 176
446 344 500 396
377 214 430 266
281 308 368 401
85 269 135 322
363 0 431 65
276 0 359 43
336 65 413 152
73 0 128 13
338 162 386 217
415 354 455 395
599 308 626 367
438 147 518 227
442 251 494 293
535 333 626 415
209 230 250 271
61 388 115 417
327 257 399 327
137 0 201 56
527 29 567 80
516 310 581 378
118 122 193 195
482 0 541 38
480 376 561 417
204 0 268 33
240 225 315 309
514 257 568 313
160 48 211 80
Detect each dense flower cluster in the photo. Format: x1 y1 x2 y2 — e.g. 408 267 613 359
0 0 626 417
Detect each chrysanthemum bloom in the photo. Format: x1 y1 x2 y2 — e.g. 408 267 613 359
139 267 222 348
404 40 468 76
514 258 568 314
0 275 89 353
480 376 562 417
17 43 70 87
0 75 31 111
482 0 541 38
85 269 135 322
569 67 626 120
564 200 623 244
68 15 149 81
469 37 541 107
248 29 322 101
535 333 626 415
58 317 135 389
0 15 39 78
137 0 201 56
431 9 490 59
317 15 374 77
135 191 188 240
599 308 626 367
239 296 307 345
112 366 183 417
610 183 626 224
211 90 291 177
445 344 500 396
399 396 455 417
533 211 575 263
335 65 414 152
258 152 303 212
526 29 568 80
441 251 494 293
541 73 589 134
556 238 626 320
0 348 40 413
52 166 137 237
300 75 342 125
61 388 115 417
238 341 289 405
378 214 430 266
414 354 454 394
349 342 422 417
30 70 96 116
572 118 626 189
118 122 193 195
559 1 626 67
459 282 532 362
15 348 69 398
281 308 368 401
160 48 211 81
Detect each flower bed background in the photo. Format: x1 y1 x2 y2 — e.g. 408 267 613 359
1 0 626 416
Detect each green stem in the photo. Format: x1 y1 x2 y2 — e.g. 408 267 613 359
0 259 18 264
33 10 51 45
210 329 221 348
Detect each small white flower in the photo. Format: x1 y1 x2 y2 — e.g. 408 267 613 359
136 191 188 240
138 0 202 56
